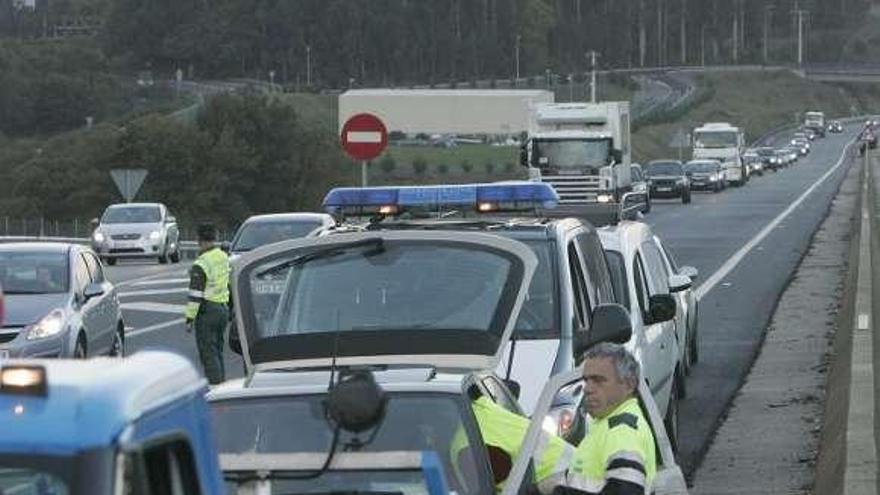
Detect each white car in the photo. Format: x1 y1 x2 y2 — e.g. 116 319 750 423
652 235 700 377
597 221 690 449
91 203 180 265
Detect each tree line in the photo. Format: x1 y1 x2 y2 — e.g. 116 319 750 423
3 0 866 89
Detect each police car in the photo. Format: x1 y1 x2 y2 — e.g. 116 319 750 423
0 352 224 494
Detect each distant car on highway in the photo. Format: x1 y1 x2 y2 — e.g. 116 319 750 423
742 150 764 176
828 121 844 134
91 202 180 266
755 147 779 172
791 138 810 156
0 243 124 359
684 159 725 193
225 213 334 262
645 160 691 204
630 163 652 214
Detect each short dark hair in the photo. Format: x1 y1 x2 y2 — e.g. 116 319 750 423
197 223 217 242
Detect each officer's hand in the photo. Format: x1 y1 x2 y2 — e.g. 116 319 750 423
185 318 194 334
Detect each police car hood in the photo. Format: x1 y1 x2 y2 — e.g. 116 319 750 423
232 231 537 372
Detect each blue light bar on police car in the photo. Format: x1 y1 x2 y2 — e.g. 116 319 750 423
322 182 559 216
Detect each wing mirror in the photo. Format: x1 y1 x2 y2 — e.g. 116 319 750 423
165 215 177 224
679 265 699 280
647 294 677 324
668 274 692 293
574 303 632 358
220 241 232 253
83 282 105 301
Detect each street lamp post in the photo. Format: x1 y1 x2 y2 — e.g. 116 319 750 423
515 34 521 84
306 45 312 87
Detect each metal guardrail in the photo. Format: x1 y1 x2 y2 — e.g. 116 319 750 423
0 236 202 259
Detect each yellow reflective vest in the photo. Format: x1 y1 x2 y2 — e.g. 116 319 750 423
185 247 230 320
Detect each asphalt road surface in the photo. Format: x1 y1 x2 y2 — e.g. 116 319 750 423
103 125 859 477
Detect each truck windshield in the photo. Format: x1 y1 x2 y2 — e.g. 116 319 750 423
694 131 738 149
532 138 611 169
211 394 488 495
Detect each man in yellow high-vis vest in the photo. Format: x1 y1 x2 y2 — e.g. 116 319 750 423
555 343 656 495
185 223 230 385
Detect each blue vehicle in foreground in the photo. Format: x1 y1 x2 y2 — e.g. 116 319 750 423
0 351 224 494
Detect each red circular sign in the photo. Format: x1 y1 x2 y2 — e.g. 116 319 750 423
341 113 388 162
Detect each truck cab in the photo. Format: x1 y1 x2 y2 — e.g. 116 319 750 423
0 352 224 495
522 102 642 211
692 122 746 187
804 111 826 138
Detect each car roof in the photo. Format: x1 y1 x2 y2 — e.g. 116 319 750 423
596 221 654 255
0 351 205 455
242 212 333 224
0 242 73 254
208 368 467 401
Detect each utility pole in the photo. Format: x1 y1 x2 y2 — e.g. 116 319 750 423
701 24 706 66
657 0 663 66
515 34 521 82
306 44 312 87
680 0 687 65
763 5 775 64
587 50 600 103
732 3 739 63
792 3 809 66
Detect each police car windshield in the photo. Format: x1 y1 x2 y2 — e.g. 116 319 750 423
232 220 322 252
211 394 487 495
0 252 69 294
101 206 161 224
247 242 514 336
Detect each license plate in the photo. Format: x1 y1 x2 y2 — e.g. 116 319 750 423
0 350 9 359
657 187 672 192
254 281 286 294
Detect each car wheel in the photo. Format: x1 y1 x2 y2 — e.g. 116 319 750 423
109 323 125 357
73 334 87 359
664 380 680 453
158 252 168 264
170 247 181 264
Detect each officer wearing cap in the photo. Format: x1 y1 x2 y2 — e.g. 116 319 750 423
185 223 231 384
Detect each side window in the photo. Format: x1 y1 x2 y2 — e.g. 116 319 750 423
641 242 671 294
83 253 104 283
657 238 680 273
119 439 202 495
576 233 615 303
74 255 91 293
566 241 590 327
632 254 651 320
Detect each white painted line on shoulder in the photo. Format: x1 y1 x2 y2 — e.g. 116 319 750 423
121 302 185 314
696 138 856 300
127 318 184 338
118 288 188 298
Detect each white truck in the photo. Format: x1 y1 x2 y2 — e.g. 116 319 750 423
692 122 747 187
804 111 826 138
522 102 636 207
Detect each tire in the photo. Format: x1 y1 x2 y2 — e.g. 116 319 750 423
109 323 125 357
689 319 700 366
73 333 87 359
664 381 680 453
158 252 168 264
170 247 181 264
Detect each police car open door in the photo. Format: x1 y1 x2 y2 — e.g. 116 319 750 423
502 367 689 495
230 230 537 373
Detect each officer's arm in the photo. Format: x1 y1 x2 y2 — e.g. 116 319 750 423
185 265 207 322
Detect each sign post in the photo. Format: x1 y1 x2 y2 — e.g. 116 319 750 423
110 169 148 203
340 113 388 187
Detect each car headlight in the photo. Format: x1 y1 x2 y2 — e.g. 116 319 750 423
27 309 66 340
710 175 718 181
543 405 578 437
596 194 613 203
93 231 105 243
149 231 162 241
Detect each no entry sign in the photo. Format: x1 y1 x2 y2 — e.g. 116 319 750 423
341 113 388 162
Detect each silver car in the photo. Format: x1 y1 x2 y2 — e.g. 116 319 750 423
91 203 181 265
0 243 124 359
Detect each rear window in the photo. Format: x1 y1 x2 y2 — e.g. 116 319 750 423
231 220 323 252
211 393 488 495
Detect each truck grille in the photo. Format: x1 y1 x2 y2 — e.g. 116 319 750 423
541 175 604 204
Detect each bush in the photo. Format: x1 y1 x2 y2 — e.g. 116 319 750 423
504 162 515 173
484 161 495 175
415 132 430 141
388 131 406 141
460 159 473 173
413 156 428 175
437 163 449 174
379 153 396 173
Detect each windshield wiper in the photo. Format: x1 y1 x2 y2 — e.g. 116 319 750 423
256 238 385 278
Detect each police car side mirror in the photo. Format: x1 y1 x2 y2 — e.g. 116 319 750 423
668 274 692 294
575 303 632 357
679 265 699 281
220 241 231 253
646 294 677 324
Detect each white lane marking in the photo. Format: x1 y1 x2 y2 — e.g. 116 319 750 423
347 131 382 143
695 138 856 300
130 277 189 287
127 318 184 338
115 268 190 288
118 288 188 298
121 302 185 314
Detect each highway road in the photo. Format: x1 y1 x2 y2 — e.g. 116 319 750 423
103 125 859 477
